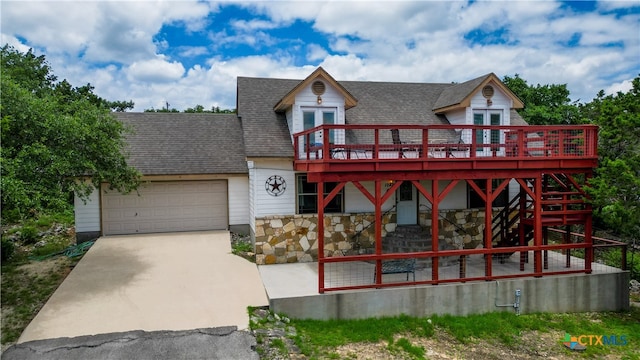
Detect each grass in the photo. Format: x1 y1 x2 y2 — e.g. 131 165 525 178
290 315 434 358
388 337 426 359
232 240 253 255
288 309 640 359
1 258 75 344
1 210 78 345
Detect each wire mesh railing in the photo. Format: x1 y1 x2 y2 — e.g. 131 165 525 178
318 228 628 292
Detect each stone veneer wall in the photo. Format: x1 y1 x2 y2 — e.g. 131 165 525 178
254 209 491 265
419 208 488 251
254 213 395 265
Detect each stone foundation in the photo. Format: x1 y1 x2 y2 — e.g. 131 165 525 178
254 209 490 265
418 209 488 250
254 213 395 265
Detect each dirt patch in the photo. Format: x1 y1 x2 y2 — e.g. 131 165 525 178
16 257 72 278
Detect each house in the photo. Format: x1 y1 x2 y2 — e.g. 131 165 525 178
75 67 605 292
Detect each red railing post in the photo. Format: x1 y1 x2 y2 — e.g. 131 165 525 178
470 127 477 157
374 128 380 160
422 128 429 159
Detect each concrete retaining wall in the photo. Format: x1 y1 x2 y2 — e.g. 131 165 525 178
270 272 630 320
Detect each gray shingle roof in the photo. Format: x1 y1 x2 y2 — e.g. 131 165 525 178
237 77 300 158
433 74 491 110
237 75 528 154
114 112 247 175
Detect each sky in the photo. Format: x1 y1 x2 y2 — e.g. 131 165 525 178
2 0 639 112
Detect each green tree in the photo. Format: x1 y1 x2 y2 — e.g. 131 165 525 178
503 74 581 125
581 76 640 237
146 104 236 113
184 104 205 113
0 45 140 219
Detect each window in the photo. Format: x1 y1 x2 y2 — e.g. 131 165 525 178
302 107 336 145
398 181 413 201
297 174 343 214
303 111 316 144
473 110 502 150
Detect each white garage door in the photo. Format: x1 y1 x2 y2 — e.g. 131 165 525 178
102 181 228 235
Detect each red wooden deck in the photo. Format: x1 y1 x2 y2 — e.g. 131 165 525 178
291 124 610 293
294 124 598 180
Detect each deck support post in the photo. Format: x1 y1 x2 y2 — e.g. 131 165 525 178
431 180 439 283
519 185 527 271
584 171 594 274
484 178 493 278
317 181 325 293
585 207 593 274
565 225 571 268
534 175 543 276
543 227 549 270
374 180 383 285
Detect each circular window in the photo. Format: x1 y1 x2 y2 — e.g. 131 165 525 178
312 81 326 95
482 85 495 99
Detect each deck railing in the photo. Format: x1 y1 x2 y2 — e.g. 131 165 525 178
319 229 626 293
293 124 598 163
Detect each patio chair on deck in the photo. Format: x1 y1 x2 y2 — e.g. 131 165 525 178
391 129 408 158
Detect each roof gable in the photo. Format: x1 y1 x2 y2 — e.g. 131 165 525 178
433 73 524 113
273 67 358 111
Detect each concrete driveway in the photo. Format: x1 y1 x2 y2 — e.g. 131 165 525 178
18 231 268 343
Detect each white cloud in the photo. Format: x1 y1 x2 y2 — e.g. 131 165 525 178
126 58 185 83
604 79 634 97
2 0 638 112
596 1 640 12
231 19 279 31
306 44 328 61
1 1 212 63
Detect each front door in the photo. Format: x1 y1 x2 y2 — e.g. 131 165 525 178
301 107 337 158
473 110 502 156
396 181 417 225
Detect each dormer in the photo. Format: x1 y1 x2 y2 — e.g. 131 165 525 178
433 73 525 148
274 67 357 144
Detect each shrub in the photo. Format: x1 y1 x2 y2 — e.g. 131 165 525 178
19 226 39 245
1 238 15 261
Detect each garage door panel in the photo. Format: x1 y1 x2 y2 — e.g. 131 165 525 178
102 181 228 235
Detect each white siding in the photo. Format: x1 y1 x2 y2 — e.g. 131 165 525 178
288 80 347 144
344 182 395 213
343 180 468 213
285 107 293 142
295 80 344 108
468 80 512 126
228 176 249 226
445 108 467 126
508 179 520 202
417 180 467 210
252 159 296 217
248 162 256 233
74 187 100 232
